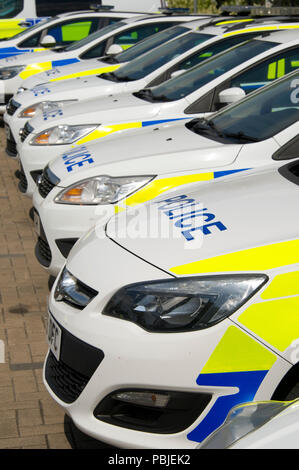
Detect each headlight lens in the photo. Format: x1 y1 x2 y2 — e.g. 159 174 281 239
54 175 154 205
103 274 268 332
19 100 77 118
54 267 98 309
0 66 25 80
199 400 295 449
29 124 97 145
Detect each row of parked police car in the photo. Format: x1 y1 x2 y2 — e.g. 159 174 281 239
2 2 299 449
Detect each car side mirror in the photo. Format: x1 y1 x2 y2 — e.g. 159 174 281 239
40 35 57 48
171 69 186 79
106 44 123 55
218 87 246 105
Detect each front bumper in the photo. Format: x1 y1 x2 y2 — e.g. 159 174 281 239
33 189 113 276
18 142 65 197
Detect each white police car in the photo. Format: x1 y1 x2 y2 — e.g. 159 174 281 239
31 70 299 276
5 19 299 144
16 16 215 88
0 8 136 60
14 15 268 90
0 13 195 112
16 30 299 196
44 156 299 448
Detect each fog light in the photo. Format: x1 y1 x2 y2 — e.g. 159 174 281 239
94 388 212 434
113 391 170 409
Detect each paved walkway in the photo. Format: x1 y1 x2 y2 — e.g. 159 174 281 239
0 129 110 449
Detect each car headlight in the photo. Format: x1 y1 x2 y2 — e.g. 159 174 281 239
199 400 295 449
54 175 155 205
19 100 77 118
29 124 97 145
0 66 25 80
54 267 98 310
103 274 268 332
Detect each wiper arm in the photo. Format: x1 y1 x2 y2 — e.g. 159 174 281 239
222 131 260 143
187 118 224 137
134 88 154 101
100 55 119 64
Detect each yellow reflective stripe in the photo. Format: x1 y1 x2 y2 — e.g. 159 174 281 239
261 271 299 300
277 59 285 78
33 48 47 52
121 44 133 50
75 122 142 145
224 24 299 37
267 62 277 79
223 26 279 37
216 19 254 25
278 25 299 29
238 297 299 352
19 62 53 79
123 173 214 208
0 19 25 38
50 64 120 81
292 61 299 67
171 239 299 276
201 326 276 374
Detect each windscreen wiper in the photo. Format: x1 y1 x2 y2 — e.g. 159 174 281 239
100 55 119 64
187 118 224 137
222 131 260 143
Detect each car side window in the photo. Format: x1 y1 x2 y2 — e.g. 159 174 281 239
18 31 43 48
19 17 99 48
80 40 108 59
230 47 299 93
0 0 23 18
112 22 176 50
272 135 299 161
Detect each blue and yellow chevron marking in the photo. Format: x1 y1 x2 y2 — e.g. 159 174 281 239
0 17 46 39
19 58 80 79
187 326 277 443
0 46 46 59
49 64 121 81
75 117 189 145
114 169 250 213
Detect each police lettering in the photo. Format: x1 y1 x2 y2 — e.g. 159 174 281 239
157 194 227 241
62 146 94 172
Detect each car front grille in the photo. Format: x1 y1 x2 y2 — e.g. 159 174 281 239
35 236 52 267
44 316 105 404
20 121 34 143
6 98 21 116
5 132 17 157
18 165 28 193
45 351 89 404
38 166 60 199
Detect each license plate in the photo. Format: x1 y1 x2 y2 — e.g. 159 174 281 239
33 211 41 237
5 124 11 139
47 314 62 361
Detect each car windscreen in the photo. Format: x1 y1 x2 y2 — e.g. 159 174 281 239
103 32 214 81
188 72 299 143
102 25 191 64
143 39 278 102
64 21 126 51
